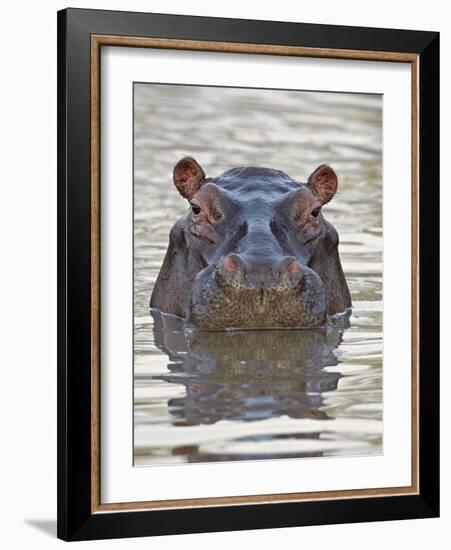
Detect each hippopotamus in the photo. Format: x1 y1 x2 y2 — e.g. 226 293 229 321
150 157 351 330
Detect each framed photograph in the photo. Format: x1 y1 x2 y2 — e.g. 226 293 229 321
57 8 439 541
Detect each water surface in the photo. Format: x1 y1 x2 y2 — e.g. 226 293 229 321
133 84 382 465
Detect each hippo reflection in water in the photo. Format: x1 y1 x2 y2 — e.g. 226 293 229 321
151 310 348 426
150 157 351 329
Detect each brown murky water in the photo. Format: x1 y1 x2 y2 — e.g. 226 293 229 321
133 84 382 465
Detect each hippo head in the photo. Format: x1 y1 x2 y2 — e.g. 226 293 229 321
150 157 351 330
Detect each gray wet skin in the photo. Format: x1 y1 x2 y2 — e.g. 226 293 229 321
150 157 351 330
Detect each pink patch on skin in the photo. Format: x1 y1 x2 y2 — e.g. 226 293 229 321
191 183 223 223
287 259 301 274
223 256 238 273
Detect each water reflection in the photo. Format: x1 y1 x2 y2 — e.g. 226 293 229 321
152 310 348 426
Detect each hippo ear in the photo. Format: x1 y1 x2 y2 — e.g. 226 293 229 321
173 157 206 200
307 164 338 204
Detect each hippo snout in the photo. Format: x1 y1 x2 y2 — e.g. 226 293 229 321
219 254 303 291
189 258 327 331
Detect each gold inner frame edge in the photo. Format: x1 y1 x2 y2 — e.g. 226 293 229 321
90 35 420 514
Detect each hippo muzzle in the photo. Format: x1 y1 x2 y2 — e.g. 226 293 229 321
189 253 327 330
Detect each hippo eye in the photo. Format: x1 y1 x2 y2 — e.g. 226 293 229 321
191 204 201 215
311 207 321 218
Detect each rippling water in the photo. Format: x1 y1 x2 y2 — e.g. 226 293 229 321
133 84 382 465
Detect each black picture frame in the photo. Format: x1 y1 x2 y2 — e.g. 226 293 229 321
57 7 439 541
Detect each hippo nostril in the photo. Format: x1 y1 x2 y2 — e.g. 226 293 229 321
287 259 301 274
222 254 244 274
279 256 302 276
223 256 237 273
